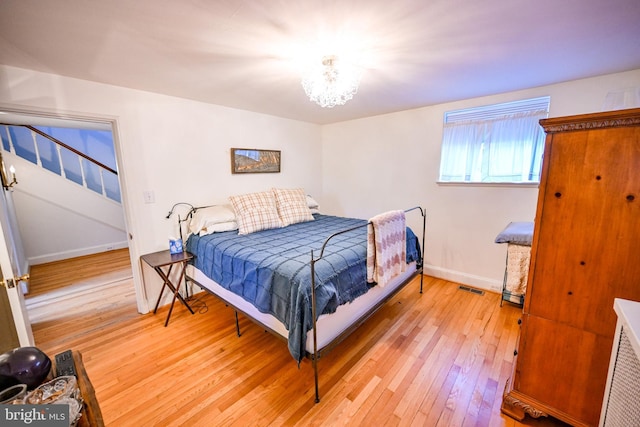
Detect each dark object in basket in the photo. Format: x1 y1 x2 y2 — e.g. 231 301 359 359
0 346 52 389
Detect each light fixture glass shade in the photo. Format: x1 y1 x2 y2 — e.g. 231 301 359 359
301 56 361 108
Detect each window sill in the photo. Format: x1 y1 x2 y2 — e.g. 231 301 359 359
436 181 539 188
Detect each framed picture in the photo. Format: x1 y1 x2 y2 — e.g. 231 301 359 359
231 148 281 174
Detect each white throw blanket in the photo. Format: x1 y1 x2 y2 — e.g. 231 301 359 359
505 243 530 295
367 210 406 287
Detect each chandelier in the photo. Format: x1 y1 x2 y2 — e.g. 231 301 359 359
301 55 362 108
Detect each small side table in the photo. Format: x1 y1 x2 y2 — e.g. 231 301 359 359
141 250 195 326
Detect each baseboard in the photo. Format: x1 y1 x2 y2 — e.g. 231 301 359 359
28 241 129 265
424 264 503 293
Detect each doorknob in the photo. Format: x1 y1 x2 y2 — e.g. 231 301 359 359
1 274 29 288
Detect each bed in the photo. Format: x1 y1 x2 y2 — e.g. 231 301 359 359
178 190 424 402
495 222 534 306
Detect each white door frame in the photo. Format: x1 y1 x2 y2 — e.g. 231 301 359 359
0 104 149 316
0 190 34 346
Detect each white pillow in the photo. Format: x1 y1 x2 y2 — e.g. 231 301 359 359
229 191 283 235
273 188 315 226
306 195 319 209
306 195 320 214
189 205 237 235
199 221 238 236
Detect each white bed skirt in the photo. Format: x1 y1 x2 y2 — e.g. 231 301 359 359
186 262 418 355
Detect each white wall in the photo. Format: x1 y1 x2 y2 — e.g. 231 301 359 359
6 151 128 265
322 69 640 292
1 64 638 309
0 65 322 312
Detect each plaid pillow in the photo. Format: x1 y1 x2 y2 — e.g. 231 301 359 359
272 188 315 226
229 191 283 235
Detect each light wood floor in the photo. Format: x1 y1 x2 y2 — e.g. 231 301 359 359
27 248 132 298
25 251 568 427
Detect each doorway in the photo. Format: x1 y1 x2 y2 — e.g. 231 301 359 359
0 110 136 338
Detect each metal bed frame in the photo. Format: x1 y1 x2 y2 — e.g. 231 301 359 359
182 205 426 403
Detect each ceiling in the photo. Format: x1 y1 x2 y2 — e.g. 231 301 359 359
1 0 639 125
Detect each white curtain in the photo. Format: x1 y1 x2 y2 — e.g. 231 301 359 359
439 110 547 182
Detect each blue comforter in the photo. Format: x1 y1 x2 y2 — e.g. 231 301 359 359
186 214 421 362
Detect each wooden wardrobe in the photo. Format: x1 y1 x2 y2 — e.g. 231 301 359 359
501 108 640 426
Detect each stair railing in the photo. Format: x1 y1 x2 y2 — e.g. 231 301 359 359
1 124 119 202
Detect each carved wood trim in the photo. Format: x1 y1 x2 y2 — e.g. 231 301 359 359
540 108 640 133
501 378 549 420
542 117 640 132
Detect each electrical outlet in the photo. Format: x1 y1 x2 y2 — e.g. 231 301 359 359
143 190 155 204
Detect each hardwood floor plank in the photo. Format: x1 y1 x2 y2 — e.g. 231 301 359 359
26 252 571 427
27 248 132 297
425 363 462 426
415 335 466 423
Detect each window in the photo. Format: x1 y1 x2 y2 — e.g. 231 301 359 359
438 96 550 183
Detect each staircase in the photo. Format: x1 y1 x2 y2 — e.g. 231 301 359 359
2 124 121 202
0 124 127 265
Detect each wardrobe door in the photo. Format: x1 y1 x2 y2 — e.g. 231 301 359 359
527 126 640 336
516 314 612 425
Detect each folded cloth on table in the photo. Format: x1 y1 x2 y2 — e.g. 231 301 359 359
495 221 534 246
367 210 406 287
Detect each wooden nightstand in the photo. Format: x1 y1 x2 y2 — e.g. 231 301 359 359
141 250 195 327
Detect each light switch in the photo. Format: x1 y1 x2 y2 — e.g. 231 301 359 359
143 190 155 204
